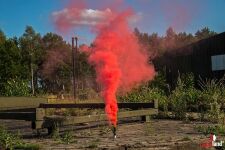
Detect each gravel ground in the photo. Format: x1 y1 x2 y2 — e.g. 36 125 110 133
0 119 214 150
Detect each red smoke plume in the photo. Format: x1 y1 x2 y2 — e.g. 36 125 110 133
89 10 155 126
53 3 155 126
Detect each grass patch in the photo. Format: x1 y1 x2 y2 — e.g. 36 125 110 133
0 125 40 150
14 144 40 150
51 130 77 144
195 124 225 136
60 131 75 144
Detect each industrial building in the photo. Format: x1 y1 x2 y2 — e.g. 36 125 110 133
154 32 225 87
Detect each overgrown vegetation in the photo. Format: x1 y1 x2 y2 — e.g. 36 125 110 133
198 76 225 122
195 124 225 136
118 71 168 113
2 78 30 96
0 126 40 150
169 73 200 119
118 70 225 124
51 129 76 145
0 26 216 96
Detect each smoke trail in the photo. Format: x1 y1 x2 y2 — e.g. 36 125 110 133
88 10 155 125
52 4 155 126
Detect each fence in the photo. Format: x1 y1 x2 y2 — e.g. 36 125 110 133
0 97 158 134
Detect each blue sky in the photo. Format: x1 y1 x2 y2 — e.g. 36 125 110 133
0 0 225 44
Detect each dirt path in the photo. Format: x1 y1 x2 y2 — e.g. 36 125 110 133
0 119 212 150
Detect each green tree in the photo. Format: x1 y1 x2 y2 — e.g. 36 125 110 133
0 35 29 96
0 29 6 45
163 27 177 50
175 32 195 48
19 26 44 95
41 32 71 93
195 27 217 40
134 27 163 57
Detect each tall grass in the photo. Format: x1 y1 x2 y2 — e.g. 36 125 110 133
198 75 225 123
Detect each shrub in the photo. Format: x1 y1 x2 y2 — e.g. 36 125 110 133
149 70 169 93
1 78 30 96
0 126 22 150
0 125 39 150
118 84 167 107
198 76 225 123
170 73 200 119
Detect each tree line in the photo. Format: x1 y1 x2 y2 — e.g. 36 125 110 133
0 26 94 96
0 25 217 96
134 27 217 58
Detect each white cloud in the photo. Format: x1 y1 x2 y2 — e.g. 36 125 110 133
52 8 113 26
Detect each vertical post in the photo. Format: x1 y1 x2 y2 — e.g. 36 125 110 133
154 99 158 115
154 99 158 109
72 37 76 100
75 37 78 99
72 37 78 100
32 108 45 130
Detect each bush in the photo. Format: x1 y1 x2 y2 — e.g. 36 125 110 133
118 71 168 110
170 73 200 119
1 78 30 96
118 84 167 105
149 70 169 93
198 76 225 123
0 126 22 150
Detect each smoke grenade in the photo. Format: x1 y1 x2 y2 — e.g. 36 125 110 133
112 125 117 139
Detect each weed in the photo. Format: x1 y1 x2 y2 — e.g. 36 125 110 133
99 126 111 135
0 125 40 150
195 125 225 136
14 143 40 150
51 130 76 145
198 76 225 123
51 130 60 142
61 131 74 144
